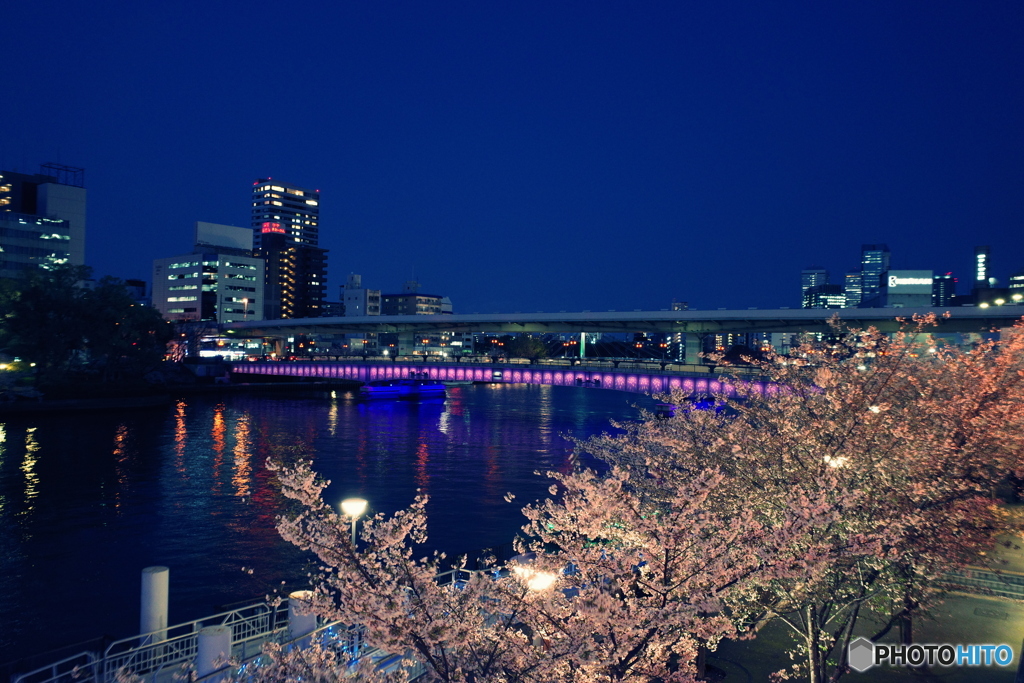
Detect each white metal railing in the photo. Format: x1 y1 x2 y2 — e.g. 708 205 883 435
190 622 426 683
8 651 100 683
101 601 287 681
12 601 287 683
16 566 515 683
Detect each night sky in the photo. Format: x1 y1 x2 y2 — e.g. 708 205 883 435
5 2 1023 313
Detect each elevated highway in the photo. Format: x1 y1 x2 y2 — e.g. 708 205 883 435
222 306 1024 338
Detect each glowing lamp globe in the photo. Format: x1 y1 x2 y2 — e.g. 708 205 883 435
341 498 368 518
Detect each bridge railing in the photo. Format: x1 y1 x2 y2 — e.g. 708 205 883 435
246 354 730 375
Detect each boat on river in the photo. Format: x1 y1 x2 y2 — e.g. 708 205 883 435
358 379 447 399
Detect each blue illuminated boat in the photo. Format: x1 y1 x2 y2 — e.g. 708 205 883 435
358 379 447 399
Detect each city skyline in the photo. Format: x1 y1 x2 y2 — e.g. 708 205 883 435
4 3 1023 313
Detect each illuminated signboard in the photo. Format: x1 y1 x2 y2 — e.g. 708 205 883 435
888 276 932 287
885 270 933 295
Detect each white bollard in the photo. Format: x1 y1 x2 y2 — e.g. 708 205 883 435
288 590 317 648
140 566 169 644
195 625 232 680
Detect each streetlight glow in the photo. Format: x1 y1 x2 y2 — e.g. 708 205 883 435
341 497 368 546
512 565 557 591
341 498 368 518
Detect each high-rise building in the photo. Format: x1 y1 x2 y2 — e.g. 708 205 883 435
843 270 863 308
881 270 934 308
860 244 891 304
152 222 264 323
974 246 991 289
259 232 327 319
250 178 327 319
0 212 71 280
803 284 845 309
800 267 829 307
932 273 956 307
1009 266 1024 295
0 164 86 271
251 179 320 248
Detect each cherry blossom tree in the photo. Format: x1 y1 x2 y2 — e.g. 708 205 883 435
267 456 836 683
578 315 1024 682
260 315 1024 683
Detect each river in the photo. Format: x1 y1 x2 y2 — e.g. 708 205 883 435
0 384 656 664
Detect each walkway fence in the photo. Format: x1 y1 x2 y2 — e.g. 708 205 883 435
937 567 1024 601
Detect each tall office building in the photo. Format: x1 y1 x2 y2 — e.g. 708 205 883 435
1010 266 1024 295
860 244 891 304
844 270 863 308
152 222 264 323
974 246 991 289
259 232 327 319
932 273 956 307
0 211 71 280
803 284 845 309
251 179 320 248
881 270 934 308
800 267 829 308
0 164 86 272
251 178 327 319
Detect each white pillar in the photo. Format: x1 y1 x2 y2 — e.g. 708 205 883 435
195 625 232 679
288 590 317 648
140 566 169 643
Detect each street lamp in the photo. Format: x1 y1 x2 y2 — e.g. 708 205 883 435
512 564 557 591
340 497 368 546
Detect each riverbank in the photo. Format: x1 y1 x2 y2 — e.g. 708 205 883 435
0 393 173 415
0 380 363 415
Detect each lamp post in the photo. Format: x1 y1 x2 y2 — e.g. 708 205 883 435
341 497 368 546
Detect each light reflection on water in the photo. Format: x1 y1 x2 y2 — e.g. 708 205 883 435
0 384 654 662
21 427 39 511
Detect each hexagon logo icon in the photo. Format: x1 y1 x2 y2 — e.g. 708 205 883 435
848 637 875 672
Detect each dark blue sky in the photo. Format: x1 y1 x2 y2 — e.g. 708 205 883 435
5 2 1023 312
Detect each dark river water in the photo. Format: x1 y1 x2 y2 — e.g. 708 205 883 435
0 384 656 663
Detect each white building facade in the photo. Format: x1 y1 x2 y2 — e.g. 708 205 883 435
152 223 264 323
